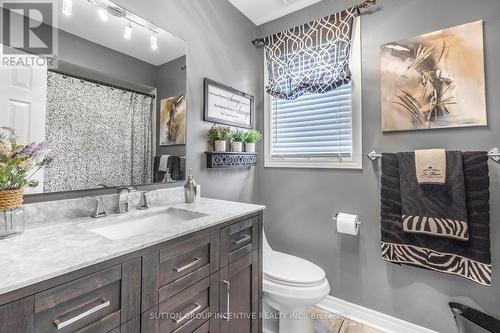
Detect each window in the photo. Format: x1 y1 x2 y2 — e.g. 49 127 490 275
264 19 362 169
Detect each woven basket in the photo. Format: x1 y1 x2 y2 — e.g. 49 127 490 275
0 188 24 210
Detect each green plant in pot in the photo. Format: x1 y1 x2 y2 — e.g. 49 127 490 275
244 130 262 153
208 125 231 152
230 130 245 152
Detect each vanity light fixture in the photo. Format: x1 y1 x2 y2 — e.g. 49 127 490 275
98 7 109 22
62 0 72 16
124 21 133 40
150 32 158 50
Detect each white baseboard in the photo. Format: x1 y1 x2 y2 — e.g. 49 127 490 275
317 296 439 333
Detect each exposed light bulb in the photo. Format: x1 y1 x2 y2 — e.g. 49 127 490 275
150 33 158 50
62 0 72 16
97 8 108 22
124 22 133 40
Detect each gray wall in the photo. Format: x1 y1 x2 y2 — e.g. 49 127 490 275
57 29 157 92
156 55 187 157
111 0 259 203
257 1 500 332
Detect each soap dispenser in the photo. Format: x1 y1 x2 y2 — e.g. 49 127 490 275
184 168 197 203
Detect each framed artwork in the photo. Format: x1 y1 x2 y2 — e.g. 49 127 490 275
203 78 254 129
380 21 486 132
160 94 186 145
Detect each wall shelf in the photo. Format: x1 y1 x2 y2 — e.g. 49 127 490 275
205 152 257 168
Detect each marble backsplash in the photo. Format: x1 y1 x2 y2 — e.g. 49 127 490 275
23 186 200 227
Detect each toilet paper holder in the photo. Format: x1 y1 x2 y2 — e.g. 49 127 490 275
332 213 362 226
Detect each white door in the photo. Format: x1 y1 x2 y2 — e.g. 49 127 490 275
0 59 48 193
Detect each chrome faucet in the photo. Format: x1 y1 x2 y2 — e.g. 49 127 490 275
137 191 150 210
89 197 107 218
116 187 132 214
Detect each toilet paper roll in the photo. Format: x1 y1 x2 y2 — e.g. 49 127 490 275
336 212 360 235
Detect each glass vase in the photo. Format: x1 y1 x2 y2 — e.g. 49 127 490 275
0 208 25 239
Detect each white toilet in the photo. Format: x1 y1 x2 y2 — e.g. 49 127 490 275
262 229 330 333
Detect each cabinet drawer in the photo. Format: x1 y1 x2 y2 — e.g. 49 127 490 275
220 216 259 267
142 275 218 333
34 258 141 333
142 231 218 311
34 266 122 333
159 233 212 288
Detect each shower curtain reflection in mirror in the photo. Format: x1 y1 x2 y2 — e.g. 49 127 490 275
45 71 153 192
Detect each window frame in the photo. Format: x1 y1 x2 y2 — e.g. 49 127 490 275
264 18 362 170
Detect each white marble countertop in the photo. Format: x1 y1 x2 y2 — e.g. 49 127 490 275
0 197 264 295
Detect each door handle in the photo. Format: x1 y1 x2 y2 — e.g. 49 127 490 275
173 257 202 273
174 303 202 325
232 234 251 246
54 298 110 330
223 280 230 322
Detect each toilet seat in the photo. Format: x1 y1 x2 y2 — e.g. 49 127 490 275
264 251 326 287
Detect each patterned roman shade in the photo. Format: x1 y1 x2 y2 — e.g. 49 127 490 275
264 7 357 100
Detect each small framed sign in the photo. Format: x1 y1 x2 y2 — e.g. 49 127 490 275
204 78 254 129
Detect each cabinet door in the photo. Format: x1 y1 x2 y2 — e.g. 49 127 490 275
0 296 34 333
219 251 259 333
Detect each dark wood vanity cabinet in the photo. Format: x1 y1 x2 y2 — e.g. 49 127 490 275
0 212 263 333
0 258 141 333
141 214 262 333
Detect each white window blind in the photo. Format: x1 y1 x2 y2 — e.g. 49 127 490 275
270 83 353 158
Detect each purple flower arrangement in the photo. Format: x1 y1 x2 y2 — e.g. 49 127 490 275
0 127 52 190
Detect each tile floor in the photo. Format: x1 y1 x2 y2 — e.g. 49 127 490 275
313 308 384 333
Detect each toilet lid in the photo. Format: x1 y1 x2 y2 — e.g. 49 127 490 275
264 251 326 286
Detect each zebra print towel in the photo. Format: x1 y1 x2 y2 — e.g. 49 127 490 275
397 151 469 241
381 152 491 286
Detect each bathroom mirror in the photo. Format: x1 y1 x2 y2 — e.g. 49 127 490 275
0 0 187 195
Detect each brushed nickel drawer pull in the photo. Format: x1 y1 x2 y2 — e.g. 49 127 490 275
174 303 202 325
53 298 110 330
173 257 202 273
223 280 230 322
232 234 251 246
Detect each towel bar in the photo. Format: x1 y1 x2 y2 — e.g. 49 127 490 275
367 147 500 162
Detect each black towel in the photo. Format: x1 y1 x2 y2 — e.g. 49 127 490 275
153 155 186 182
450 303 500 333
153 156 167 182
397 151 469 241
381 152 491 286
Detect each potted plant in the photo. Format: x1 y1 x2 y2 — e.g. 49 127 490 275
0 127 51 238
208 125 231 152
244 130 262 153
230 130 245 152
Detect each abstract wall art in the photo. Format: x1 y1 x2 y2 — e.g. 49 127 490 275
160 94 186 145
380 21 486 132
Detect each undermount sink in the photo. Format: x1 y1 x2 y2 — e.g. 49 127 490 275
82 208 207 240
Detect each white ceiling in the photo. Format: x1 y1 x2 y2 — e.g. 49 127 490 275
57 0 186 66
229 0 321 25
